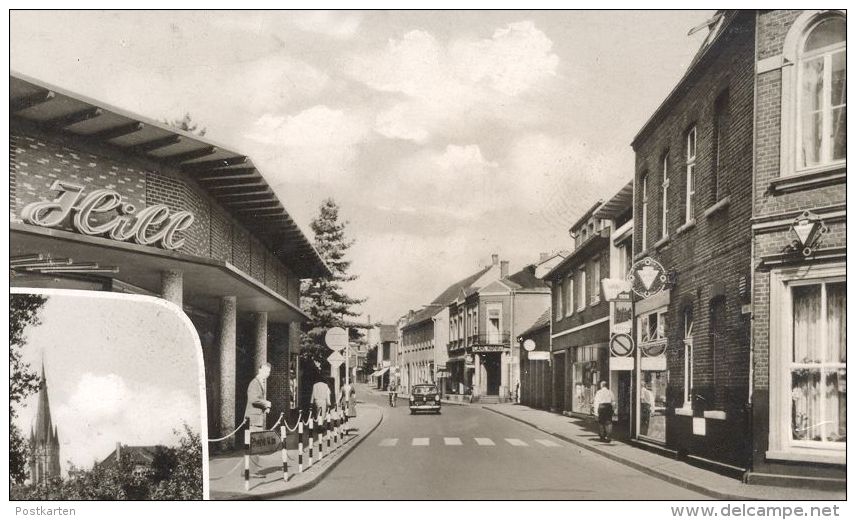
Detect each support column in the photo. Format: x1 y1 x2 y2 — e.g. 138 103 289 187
289 322 300 410
501 351 510 399
252 312 268 371
474 354 482 397
218 296 237 448
161 270 183 307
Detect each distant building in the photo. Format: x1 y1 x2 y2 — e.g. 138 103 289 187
368 324 398 388
447 256 554 402
29 363 61 484
99 444 163 476
400 256 504 395
544 182 633 421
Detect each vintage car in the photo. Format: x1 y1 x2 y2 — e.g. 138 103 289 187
409 384 441 414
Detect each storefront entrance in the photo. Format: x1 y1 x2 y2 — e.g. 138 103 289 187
482 353 501 395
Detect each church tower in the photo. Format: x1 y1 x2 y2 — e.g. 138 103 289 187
29 362 61 484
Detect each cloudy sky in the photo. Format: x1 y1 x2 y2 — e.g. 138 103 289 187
11 10 713 323
14 292 204 474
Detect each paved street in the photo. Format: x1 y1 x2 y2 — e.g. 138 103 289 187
282 386 707 500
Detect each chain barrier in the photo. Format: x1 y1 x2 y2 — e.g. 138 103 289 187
207 417 248 442
268 412 285 431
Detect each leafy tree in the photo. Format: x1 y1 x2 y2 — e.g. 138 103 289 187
164 113 207 136
9 294 48 485
9 425 202 500
299 198 366 365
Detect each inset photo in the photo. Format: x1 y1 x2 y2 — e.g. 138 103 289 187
9 290 208 500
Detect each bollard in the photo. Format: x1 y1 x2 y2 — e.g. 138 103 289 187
281 424 288 482
333 409 339 448
326 412 331 452
308 417 314 468
298 420 304 473
317 414 323 462
243 429 251 491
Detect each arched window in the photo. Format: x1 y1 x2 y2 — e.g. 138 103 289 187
797 15 846 170
780 11 847 177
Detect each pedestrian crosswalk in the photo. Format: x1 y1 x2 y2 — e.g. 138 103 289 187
379 437 560 448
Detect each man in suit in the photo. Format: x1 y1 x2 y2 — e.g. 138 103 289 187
245 362 272 477
245 362 272 431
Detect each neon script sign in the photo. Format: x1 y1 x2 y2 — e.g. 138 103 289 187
21 181 195 251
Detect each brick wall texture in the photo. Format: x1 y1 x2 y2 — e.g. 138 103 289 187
10 131 301 302
631 12 756 467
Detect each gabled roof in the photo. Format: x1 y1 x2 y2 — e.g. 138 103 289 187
99 445 162 468
519 307 551 338
632 10 738 147
505 265 549 290
430 266 492 305
402 304 443 329
10 72 330 278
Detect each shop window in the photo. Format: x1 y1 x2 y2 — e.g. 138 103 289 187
780 11 846 178
768 264 845 461
683 307 694 408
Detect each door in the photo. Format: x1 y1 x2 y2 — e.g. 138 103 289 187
553 352 565 412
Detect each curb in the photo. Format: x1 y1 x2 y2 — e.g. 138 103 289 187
483 406 751 500
213 405 385 500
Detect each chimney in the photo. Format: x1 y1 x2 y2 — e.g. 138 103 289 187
491 254 499 266
500 260 509 278
539 252 549 262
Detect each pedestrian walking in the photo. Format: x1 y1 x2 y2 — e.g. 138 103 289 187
592 380 616 442
388 380 398 407
311 378 331 419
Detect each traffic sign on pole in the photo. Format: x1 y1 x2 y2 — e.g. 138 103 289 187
325 327 348 351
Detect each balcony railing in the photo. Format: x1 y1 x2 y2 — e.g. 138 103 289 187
472 332 511 346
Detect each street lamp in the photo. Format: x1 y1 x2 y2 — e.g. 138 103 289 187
789 210 828 257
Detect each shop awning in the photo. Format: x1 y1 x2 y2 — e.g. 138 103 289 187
11 223 308 323
369 367 390 378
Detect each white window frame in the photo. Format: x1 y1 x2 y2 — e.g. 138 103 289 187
577 267 586 311
661 155 670 238
767 263 846 463
591 258 601 304
685 127 696 223
779 10 847 178
566 275 574 317
638 309 667 345
640 175 648 251
683 308 694 408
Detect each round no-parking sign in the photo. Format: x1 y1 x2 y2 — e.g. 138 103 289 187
610 333 635 357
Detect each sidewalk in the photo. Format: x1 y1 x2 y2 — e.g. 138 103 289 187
483 403 845 500
208 403 383 500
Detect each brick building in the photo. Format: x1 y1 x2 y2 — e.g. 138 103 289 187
9 73 330 449
517 308 552 411
544 182 633 424
748 10 845 487
630 11 755 471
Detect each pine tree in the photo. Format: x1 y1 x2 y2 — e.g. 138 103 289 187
299 198 366 365
164 113 207 137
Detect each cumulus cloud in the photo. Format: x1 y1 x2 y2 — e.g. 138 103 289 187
53 373 199 472
245 105 371 185
347 21 559 143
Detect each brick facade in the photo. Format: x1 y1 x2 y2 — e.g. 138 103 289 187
10 131 301 302
749 9 846 485
631 11 756 469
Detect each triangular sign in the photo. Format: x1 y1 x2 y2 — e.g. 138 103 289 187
793 221 814 247
637 265 659 291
